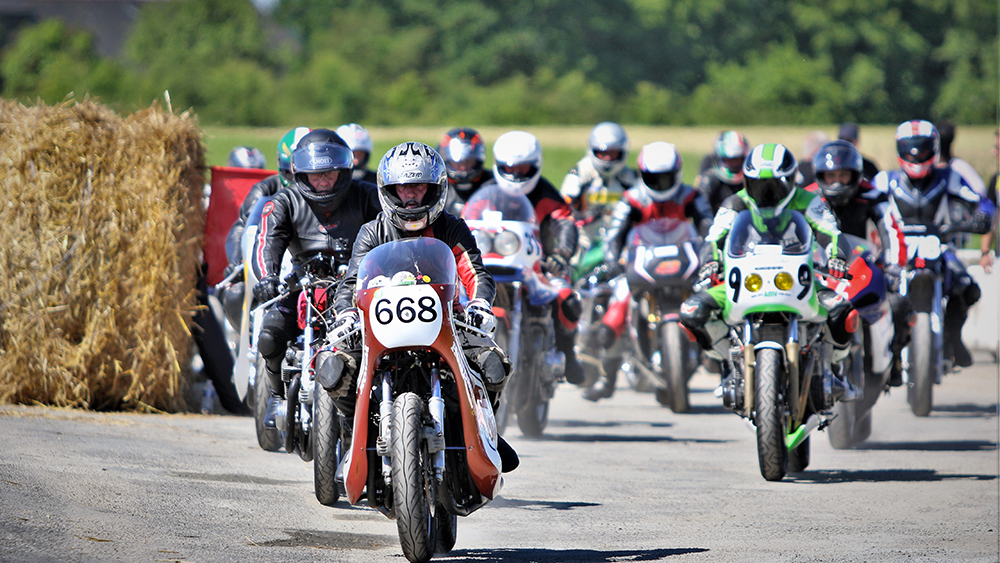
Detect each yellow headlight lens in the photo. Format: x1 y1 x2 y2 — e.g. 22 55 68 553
774 272 794 291
745 273 763 292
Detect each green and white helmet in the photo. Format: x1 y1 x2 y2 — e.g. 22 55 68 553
742 143 798 215
277 127 312 186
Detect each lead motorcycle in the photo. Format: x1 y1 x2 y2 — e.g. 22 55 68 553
709 210 858 481
462 184 566 437
338 238 502 563
621 217 702 412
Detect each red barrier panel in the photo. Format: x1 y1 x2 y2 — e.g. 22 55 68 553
205 166 276 285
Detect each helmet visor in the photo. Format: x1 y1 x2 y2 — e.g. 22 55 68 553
291 143 354 174
721 156 743 174
745 177 793 208
897 137 935 164
497 163 539 184
641 171 678 193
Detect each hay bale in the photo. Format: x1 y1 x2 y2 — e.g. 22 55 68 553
0 98 206 412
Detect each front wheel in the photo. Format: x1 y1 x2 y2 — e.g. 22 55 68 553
907 313 934 417
660 322 691 413
515 326 550 438
313 382 342 506
754 349 788 482
391 392 435 563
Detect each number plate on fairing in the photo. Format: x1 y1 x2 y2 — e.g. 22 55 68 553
369 285 443 347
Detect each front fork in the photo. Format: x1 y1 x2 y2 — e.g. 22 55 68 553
376 367 447 487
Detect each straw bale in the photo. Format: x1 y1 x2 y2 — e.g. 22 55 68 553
0 98 206 412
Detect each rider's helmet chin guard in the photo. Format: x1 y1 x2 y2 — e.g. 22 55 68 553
813 140 863 207
336 123 374 179
228 146 267 169
290 128 354 204
588 122 629 177
743 143 798 217
492 131 543 196
439 127 487 187
377 142 448 232
895 120 940 181
713 130 750 184
278 127 312 186
637 141 683 202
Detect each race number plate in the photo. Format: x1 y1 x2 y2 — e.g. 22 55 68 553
369 285 443 348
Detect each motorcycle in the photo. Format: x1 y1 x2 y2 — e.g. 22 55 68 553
250 251 349 507
710 210 857 481
822 234 894 448
621 217 702 412
338 237 502 563
898 222 975 417
462 184 566 437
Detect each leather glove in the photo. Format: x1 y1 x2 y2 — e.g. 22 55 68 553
253 274 280 303
542 254 570 277
828 257 849 279
464 298 496 336
883 263 903 293
971 211 992 235
329 309 360 345
222 262 242 283
604 259 624 278
698 260 720 283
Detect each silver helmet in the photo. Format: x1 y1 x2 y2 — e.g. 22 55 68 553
376 142 448 231
336 123 374 180
588 122 629 176
227 146 266 169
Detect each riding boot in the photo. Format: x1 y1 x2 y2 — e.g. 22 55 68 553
944 297 973 368
497 435 519 473
582 368 617 402
555 327 585 385
262 365 284 429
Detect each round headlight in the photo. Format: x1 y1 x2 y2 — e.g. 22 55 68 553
745 273 763 292
774 272 794 291
472 229 493 255
494 230 521 256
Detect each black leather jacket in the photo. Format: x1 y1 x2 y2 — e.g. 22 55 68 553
250 181 382 279
333 212 496 312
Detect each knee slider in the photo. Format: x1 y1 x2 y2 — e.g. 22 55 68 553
679 295 712 328
222 281 245 328
964 282 981 306
257 327 283 360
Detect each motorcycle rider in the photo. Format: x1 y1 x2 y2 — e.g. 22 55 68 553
251 129 382 427
336 123 378 184
695 130 751 214
873 120 995 368
220 127 312 329
806 140 910 385
679 143 859 400
583 142 713 401
227 146 267 169
439 127 494 216
325 141 518 472
491 130 586 385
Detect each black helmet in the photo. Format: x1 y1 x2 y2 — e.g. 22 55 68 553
813 140 863 207
439 127 487 186
291 129 354 204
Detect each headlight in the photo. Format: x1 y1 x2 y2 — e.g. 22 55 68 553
472 229 493 254
774 271 794 291
493 230 521 256
745 273 763 292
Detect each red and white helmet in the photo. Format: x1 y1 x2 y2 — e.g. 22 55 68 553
637 142 683 202
895 120 940 180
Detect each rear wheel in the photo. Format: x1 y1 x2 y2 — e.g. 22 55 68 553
253 355 282 452
660 322 690 413
754 349 787 482
391 393 435 563
313 381 342 506
907 313 934 417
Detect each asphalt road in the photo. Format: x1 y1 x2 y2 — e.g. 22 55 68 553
1 357 997 563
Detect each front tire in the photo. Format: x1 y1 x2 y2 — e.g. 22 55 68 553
313 382 342 506
391 393 435 563
660 322 690 413
907 313 934 417
754 349 788 482
516 326 550 438
253 355 282 452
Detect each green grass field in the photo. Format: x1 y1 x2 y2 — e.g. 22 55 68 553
203 124 999 188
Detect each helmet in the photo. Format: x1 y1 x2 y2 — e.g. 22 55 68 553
712 131 750 184
743 143 798 215
336 123 374 179
377 142 448 232
637 142 683 202
588 122 629 177
895 120 939 180
277 127 312 186
439 127 487 186
227 146 266 169
290 128 354 204
492 131 543 195
813 140 863 207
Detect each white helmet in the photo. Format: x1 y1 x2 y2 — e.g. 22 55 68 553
336 123 374 179
637 142 683 202
492 131 543 195
588 122 629 177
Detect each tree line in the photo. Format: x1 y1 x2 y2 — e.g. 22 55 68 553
1 0 995 126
